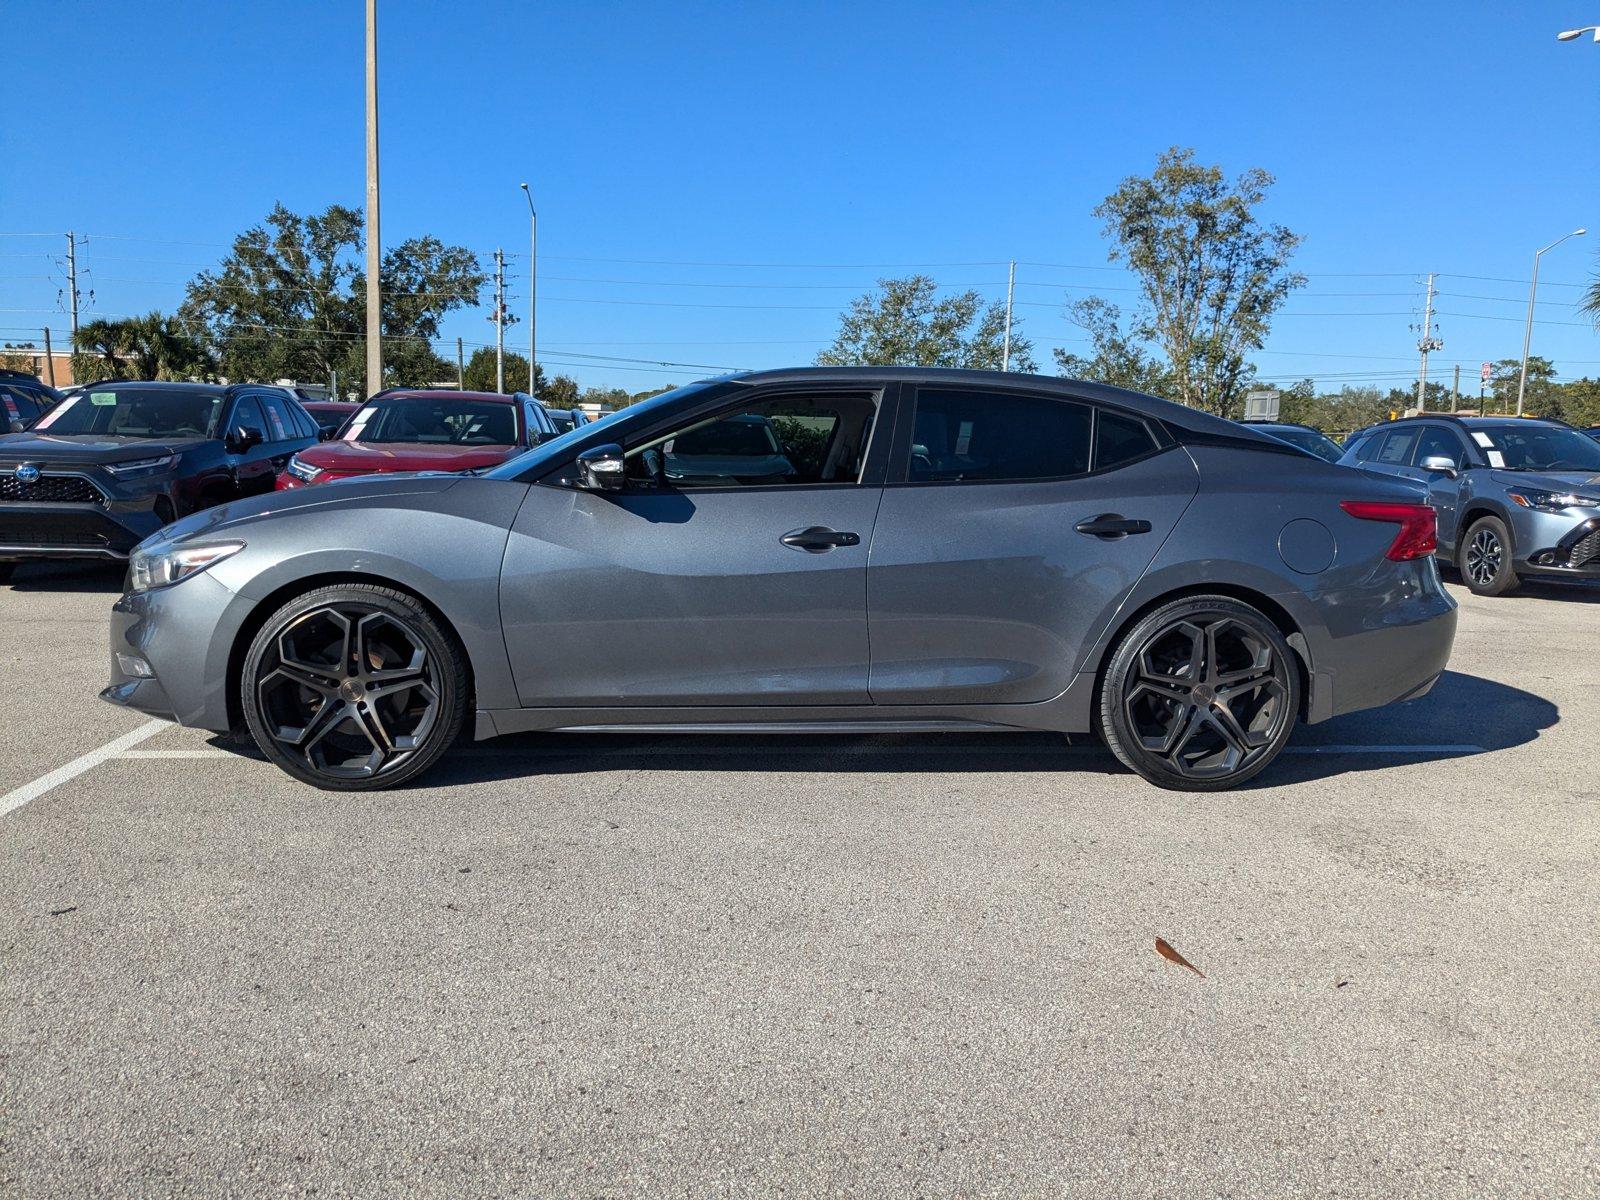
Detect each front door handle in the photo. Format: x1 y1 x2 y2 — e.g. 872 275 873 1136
780 526 861 553
1074 514 1153 539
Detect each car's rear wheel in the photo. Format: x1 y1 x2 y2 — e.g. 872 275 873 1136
1460 515 1519 596
1098 596 1300 792
241 583 468 791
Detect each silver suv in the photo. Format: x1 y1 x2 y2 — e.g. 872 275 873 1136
1341 416 1600 595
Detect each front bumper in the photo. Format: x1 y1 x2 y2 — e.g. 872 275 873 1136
100 571 245 731
1516 515 1600 578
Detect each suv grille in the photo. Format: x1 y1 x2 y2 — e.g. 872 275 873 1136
1570 529 1600 569
0 474 104 504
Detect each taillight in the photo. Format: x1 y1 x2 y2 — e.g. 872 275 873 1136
1339 500 1437 561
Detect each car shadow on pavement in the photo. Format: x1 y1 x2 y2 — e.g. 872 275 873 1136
4 561 126 593
407 669 1555 791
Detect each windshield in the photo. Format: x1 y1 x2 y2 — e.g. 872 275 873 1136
31 387 223 439
1263 426 1342 463
1475 424 1600 473
481 380 728 481
345 398 520 446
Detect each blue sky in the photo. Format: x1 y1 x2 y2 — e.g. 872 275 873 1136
3 0 1597 394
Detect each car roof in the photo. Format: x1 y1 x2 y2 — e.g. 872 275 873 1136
728 366 1287 449
370 389 516 404
1245 421 1327 434
80 379 228 395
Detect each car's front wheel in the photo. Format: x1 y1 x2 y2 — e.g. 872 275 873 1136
1098 596 1300 791
241 583 468 791
1460 515 1520 596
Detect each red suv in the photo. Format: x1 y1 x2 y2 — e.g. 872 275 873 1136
277 390 558 489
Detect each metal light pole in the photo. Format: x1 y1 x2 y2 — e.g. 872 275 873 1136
1001 260 1016 372
520 183 537 395
1556 25 1600 42
1515 228 1586 416
364 0 383 396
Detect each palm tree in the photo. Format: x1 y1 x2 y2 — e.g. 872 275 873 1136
1582 258 1600 329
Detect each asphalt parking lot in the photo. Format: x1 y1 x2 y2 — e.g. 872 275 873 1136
2 561 1596 1198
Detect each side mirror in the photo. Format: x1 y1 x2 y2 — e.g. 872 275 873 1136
1420 455 1457 478
317 426 337 441
228 425 264 453
576 443 626 491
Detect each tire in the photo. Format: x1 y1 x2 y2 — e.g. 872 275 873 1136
1459 515 1520 596
1098 596 1301 792
241 583 469 791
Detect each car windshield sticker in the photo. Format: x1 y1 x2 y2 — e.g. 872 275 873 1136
90 391 117 406
1471 430 1506 468
344 407 375 440
1472 432 1495 447
1486 450 1505 467
30 395 76 428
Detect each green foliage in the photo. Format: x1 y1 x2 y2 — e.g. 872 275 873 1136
1052 297 1175 397
817 275 1036 372
1089 147 1305 418
768 415 832 477
461 346 548 395
1582 256 1599 330
179 203 485 395
70 312 213 382
543 374 581 407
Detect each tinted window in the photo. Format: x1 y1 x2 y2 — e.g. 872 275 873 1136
627 393 878 488
1376 428 1419 465
258 392 297 442
1414 426 1465 469
0 385 40 420
34 387 224 438
909 389 1091 483
285 401 315 439
1094 410 1159 470
230 397 266 436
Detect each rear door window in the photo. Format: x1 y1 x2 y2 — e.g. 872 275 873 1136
1376 428 1420 465
258 392 296 443
908 389 1092 483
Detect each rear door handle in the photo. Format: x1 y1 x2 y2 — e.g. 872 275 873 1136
1074 514 1153 539
780 526 861 553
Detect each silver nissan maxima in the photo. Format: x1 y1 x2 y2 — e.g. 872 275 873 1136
101 368 1457 792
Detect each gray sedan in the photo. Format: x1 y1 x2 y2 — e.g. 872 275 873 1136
101 368 1457 792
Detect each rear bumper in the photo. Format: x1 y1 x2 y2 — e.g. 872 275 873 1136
1299 561 1458 724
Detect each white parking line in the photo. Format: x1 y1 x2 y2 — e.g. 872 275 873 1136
0 720 169 818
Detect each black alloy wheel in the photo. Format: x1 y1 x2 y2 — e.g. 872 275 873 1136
1100 597 1300 791
242 584 468 790
1460 515 1520 596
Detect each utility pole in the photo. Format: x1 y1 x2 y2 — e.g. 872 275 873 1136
520 183 537 395
1001 259 1016 372
492 248 507 393
42 328 55 386
1414 272 1440 412
456 337 465 389
64 232 81 336
364 0 383 397
1451 363 1460 412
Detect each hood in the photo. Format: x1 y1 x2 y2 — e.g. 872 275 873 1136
299 439 519 474
1489 469 1600 496
0 432 212 464
149 473 464 547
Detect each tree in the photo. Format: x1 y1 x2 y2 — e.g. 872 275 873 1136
817 275 1036 371
1582 256 1599 330
543 374 581 407
180 203 486 395
1052 297 1174 396
460 347 548 395
70 312 212 382
1487 356 1557 415
1089 147 1305 418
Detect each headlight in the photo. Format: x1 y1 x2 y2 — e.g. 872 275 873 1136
127 540 244 593
284 454 323 483
106 454 178 478
1509 488 1600 513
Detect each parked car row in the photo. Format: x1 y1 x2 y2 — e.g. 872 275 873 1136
0 379 575 582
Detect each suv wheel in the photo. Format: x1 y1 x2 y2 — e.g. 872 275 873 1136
1460 515 1520 596
1099 596 1300 792
241 583 468 791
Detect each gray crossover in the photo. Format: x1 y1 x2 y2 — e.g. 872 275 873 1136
102 368 1457 792
1341 415 1600 595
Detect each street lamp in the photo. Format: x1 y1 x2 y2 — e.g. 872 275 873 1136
519 183 537 396
1516 229 1586 416
1556 25 1600 41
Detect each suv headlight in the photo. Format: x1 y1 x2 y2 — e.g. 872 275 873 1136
1509 487 1600 513
284 454 323 483
127 540 244 593
106 453 178 478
